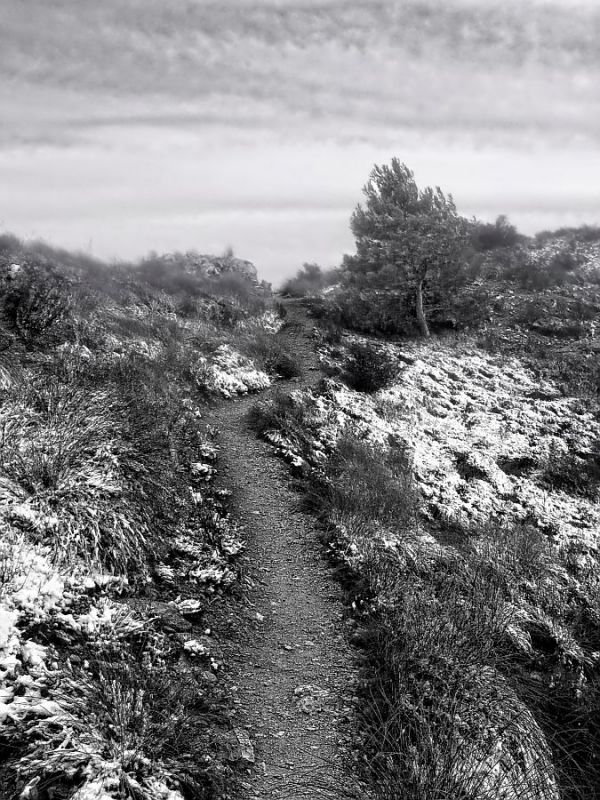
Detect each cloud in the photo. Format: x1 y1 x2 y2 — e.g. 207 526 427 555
1 0 598 278
1 0 599 148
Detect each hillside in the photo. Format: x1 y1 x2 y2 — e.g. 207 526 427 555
0 235 305 800
256 226 600 799
3 221 600 800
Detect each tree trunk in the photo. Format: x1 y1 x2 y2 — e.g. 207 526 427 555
415 280 430 337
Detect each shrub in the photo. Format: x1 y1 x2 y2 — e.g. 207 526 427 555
499 246 583 291
535 226 600 245
247 390 312 443
135 253 268 320
0 377 148 575
337 289 418 337
280 263 338 297
239 330 302 379
316 317 343 345
18 637 223 800
1 263 73 345
542 442 600 500
471 215 521 252
344 340 396 392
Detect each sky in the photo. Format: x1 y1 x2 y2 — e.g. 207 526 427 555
1 0 599 284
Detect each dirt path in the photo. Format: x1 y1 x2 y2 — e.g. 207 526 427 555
208 303 360 800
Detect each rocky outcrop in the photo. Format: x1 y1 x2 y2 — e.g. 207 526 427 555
158 251 258 282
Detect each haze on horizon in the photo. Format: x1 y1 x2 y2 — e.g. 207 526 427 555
1 0 599 284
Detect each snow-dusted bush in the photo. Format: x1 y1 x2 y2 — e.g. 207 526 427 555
280 263 338 298
0 382 147 575
343 340 397 392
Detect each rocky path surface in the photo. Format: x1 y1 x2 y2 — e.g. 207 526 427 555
208 303 361 800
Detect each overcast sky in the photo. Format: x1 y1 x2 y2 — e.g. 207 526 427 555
1 0 599 283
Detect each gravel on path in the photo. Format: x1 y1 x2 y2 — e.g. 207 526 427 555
208 303 362 800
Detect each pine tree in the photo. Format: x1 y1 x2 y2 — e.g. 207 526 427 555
349 159 467 337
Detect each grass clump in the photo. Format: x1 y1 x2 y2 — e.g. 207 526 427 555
16 628 225 800
0 376 148 576
311 435 417 532
361 579 557 800
247 389 317 461
239 329 302 379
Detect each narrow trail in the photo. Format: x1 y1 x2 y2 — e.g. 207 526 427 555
208 303 360 800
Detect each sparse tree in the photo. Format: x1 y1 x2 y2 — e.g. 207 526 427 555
349 159 468 337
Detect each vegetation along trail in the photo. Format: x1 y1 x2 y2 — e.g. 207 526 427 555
208 303 361 800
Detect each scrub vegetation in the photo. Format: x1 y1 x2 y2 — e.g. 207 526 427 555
3 157 600 800
0 234 300 800
252 161 600 800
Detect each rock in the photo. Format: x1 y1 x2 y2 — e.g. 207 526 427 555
221 728 255 764
184 639 210 657
155 251 258 283
128 600 192 633
530 316 580 338
175 598 203 616
293 685 330 714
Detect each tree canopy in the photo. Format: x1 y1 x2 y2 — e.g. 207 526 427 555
347 159 468 336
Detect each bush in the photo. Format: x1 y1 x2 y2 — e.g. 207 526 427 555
136 253 268 320
542 442 600 500
311 284 490 339
1 263 73 345
498 247 583 291
280 263 338 297
471 215 521 252
0 375 149 575
316 317 343 345
239 330 302 379
535 225 600 245
344 340 396 392
247 390 312 444
338 289 418 337
17 635 224 800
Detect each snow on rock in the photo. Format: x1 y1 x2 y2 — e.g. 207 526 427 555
235 310 284 334
0 608 18 650
195 344 271 397
183 639 210 657
376 341 600 545
175 598 203 616
20 641 47 668
294 338 600 551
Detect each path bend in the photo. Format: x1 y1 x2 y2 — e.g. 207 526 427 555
208 303 361 800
